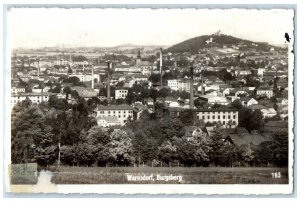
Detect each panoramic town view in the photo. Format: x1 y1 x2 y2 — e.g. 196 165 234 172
9 8 291 185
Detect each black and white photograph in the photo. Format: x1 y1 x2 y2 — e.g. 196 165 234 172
2 3 296 196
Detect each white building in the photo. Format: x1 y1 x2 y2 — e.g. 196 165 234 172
240 97 258 107
256 88 274 98
196 109 239 126
11 92 54 108
97 116 121 127
11 86 25 94
71 74 100 83
115 89 128 99
95 104 134 126
261 108 277 118
198 95 229 105
167 80 179 91
257 68 265 77
167 79 190 92
168 108 238 127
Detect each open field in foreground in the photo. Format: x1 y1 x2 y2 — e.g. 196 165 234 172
49 166 288 184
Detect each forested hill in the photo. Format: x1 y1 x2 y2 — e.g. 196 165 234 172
166 34 274 54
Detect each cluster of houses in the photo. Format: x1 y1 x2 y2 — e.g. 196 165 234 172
11 41 289 148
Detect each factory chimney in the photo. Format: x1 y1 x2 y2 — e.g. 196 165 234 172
91 64 94 89
37 59 40 79
190 66 194 109
160 48 163 87
237 53 241 77
201 78 205 95
107 62 111 104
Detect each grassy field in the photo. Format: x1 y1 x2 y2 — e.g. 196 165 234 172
49 166 288 184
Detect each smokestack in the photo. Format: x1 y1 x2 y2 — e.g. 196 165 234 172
237 54 241 77
107 62 111 103
160 48 163 86
91 65 94 89
37 60 40 79
201 78 204 95
190 66 194 109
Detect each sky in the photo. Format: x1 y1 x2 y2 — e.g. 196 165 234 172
7 8 294 48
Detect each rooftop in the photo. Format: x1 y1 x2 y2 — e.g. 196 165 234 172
226 134 269 146
11 92 55 97
97 116 120 123
97 104 134 111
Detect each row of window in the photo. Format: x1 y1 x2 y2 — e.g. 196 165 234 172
99 110 133 114
116 94 127 98
116 90 128 93
197 111 237 115
198 115 236 120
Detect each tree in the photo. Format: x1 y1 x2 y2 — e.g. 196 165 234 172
160 116 185 140
174 134 211 166
249 109 264 131
63 86 72 99
51 84 62 93
220 143 239 167
11 105 56 166
87 97 101 111
194 98 207 109
178 109 194 125
231 99 243 110
149 88 159 110
208 125 225 166
253 141 274 166
48 95 68 110
218 68 234 82
239 145 254 165
108 129 134 166
238 107 252 130
63 76 80 84
71 90 79 99
158 88 171 98
271 131 288 166
158 141 177 165
149 73 161 84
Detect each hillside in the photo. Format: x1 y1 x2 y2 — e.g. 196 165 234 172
166 34 275 54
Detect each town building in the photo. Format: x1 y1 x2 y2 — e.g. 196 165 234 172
240 97 258 107
11 86 25 94
71 73 100 83
95 104 134 125
167 79 191 92
195 109 238 127
256 88 274 98
167 108 238 127
115 89 128 99
198 95 229 105
97 116 121 127
11 92 54 108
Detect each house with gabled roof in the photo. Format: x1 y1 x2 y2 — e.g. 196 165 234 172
240 97 258 107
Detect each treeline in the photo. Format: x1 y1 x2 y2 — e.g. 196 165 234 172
11 99 288 167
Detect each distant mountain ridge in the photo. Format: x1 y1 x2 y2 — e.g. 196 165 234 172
166 34 280 54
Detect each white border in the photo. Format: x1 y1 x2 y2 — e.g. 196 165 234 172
1 0 298 198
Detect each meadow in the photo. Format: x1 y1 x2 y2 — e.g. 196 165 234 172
49 166 288 184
